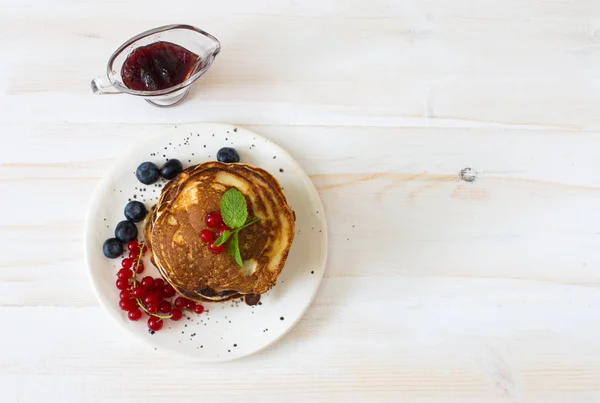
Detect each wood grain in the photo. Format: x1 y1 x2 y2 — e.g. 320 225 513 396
2 0 600 401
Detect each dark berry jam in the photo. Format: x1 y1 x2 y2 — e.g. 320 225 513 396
121 41 199 91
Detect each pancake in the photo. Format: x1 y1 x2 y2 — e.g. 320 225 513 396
144 161 295 303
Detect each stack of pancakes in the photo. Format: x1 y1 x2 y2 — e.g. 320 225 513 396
144 162 295 303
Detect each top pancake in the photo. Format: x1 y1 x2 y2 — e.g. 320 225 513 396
144 162 295 302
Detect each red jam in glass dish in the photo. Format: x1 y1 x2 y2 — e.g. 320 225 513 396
121 41 199 91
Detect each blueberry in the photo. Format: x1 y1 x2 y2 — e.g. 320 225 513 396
124 201 148 222
135 162 160 185
159 159 183 179
103 238 123 259
217 147 240 163
115 220 138 242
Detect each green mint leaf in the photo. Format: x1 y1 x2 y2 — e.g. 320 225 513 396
212 230 232 247
220 188 248 229
228 232 243 267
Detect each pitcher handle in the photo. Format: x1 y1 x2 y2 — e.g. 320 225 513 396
91 75 121 95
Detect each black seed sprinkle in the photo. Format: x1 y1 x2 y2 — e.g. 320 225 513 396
280 317 284 321
233 344 237 347
311 271 314 274
279 168 284 172
233 128 237 132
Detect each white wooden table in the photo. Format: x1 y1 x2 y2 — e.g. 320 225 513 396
2 1 600 402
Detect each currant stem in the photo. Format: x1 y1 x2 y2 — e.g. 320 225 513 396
131 244 172 319
134 297 171 319
213 216 261 246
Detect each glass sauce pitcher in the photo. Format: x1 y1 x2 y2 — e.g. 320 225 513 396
91 24 221 107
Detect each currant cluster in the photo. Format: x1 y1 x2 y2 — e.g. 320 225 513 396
199 211 231 254
115 240 204 332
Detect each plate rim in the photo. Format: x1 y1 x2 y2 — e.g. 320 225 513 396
84 122 328 362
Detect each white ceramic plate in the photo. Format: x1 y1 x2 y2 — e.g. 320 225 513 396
85 123 327 362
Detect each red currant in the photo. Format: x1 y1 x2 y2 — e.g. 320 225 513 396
135 262 145 273
159 300 171 314
163 284 176 298
132 286 146 299
120 290 132 300
208 241 225 254
216 225 231 238
174 297 188 309
121 257 133 269
141 276 154 288
139 244 148 255
116 278 129 290
154 288 165 301
194 304 205 314
205 211 222 228
170 309 183 321
144 293 159 305
186 300 196 310
148 316 163 332
128 251 140 260
153 278 165 289
146 302 159 314
128 308 142 321
117 268 133 280
200 229 215 243
119 299 132 311
127 240 140 254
